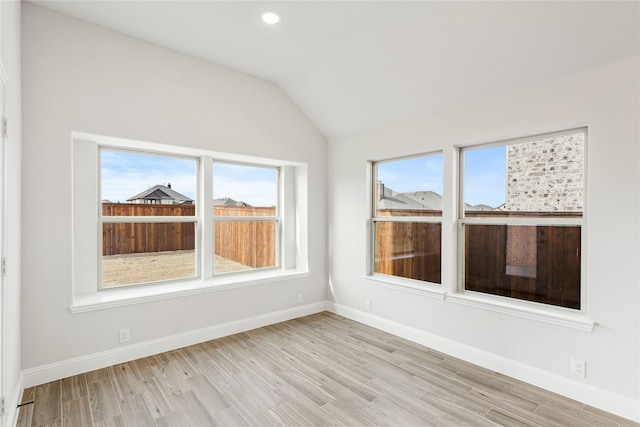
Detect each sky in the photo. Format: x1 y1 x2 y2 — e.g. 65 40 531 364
103 147 506 209
101 151 277 207
376 147 506 209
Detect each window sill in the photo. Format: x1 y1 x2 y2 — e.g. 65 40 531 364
447 291 595 332
70 269 309 314
364 274 446 300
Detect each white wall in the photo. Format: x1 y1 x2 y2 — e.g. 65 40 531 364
21 3 326 375
328 56 639 419
1 1 21 426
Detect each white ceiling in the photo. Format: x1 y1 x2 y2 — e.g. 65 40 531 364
29 1 640 140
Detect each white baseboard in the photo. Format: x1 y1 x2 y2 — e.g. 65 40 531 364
6 376 23 427
22 302 326 389
326 301 640 423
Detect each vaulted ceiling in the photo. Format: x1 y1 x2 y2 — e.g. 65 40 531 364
29 1 640 140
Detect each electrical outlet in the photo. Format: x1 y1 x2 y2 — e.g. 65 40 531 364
365 299 372 312
571 358 586 378
297 293 303 304
119 328 130 343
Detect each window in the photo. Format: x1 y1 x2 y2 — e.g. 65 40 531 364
212 162 279 273
460 129 585 309
100 149 198 288
72 134 307 305
371 153 443 284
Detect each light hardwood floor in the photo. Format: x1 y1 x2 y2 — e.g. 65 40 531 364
16 312 638 427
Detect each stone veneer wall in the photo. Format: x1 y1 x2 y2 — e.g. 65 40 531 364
505 132 584 212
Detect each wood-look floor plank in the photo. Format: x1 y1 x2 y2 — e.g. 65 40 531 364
320 399 377 427
137 376 177 419
373 395 439 426
484 408 536 427
108 363 140 401
268 403 317 427
320 379 389 425
20 312 636 427
150 361 192 396
273 384 340 427
186 374 230 416
61 375 87 403
417 393 500 427
468 388 554 427
87 379 121 423
22 387 37 404
61 397 93 427
173 390 218 426
92 415 124 427
85 368 109 385
16 401 34 427
32 381 62 426
118 394 156 427
126 358 154 382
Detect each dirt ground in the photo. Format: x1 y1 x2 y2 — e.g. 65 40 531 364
102 250 252 288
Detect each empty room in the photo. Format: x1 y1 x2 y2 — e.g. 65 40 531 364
1 1 639 426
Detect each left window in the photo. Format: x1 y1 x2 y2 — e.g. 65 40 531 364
100 149 199 288
73 134 305 306
371 153 443 284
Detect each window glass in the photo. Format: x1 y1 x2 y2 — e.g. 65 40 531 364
214 220 277 272
213 162 279 274
374 221 442 283
100 149 198 288
461 129 585 310
102 222 196 288
101 150 197 215
375 155 443 217
213 163 277 216
373 154 443 284
464 224 581 309
463 132 584 217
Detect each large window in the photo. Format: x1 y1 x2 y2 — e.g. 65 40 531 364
371 153 443 284
460 129 585 309
72 135 305 303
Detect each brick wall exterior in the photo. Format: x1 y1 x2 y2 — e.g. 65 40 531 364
505 132 584 212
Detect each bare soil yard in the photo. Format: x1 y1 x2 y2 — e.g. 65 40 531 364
102 250 252 288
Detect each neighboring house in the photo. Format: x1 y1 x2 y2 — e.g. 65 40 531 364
377 183 492 211
213 197 251 207
127 183 193 205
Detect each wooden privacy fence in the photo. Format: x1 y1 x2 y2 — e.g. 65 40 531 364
375 209 581 309
102 203 276 268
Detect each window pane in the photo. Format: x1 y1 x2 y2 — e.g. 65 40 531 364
214 220 277 273
463 132 584 217
102 222 196 287
213 162 277 216
375 154 443 217
101 150 196 216
464 224 581 309
374 221 442 284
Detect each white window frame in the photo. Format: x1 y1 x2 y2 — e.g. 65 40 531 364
71 133 308 312
455 128 588 318
368 152 445 297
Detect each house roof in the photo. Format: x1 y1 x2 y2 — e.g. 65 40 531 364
378 188 443 211
379 186 494 211
127 184 193 203
213 197 251 207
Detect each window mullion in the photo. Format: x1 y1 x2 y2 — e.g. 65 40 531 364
201 156 214 279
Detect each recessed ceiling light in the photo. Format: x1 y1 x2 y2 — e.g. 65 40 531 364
260 11 281 25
